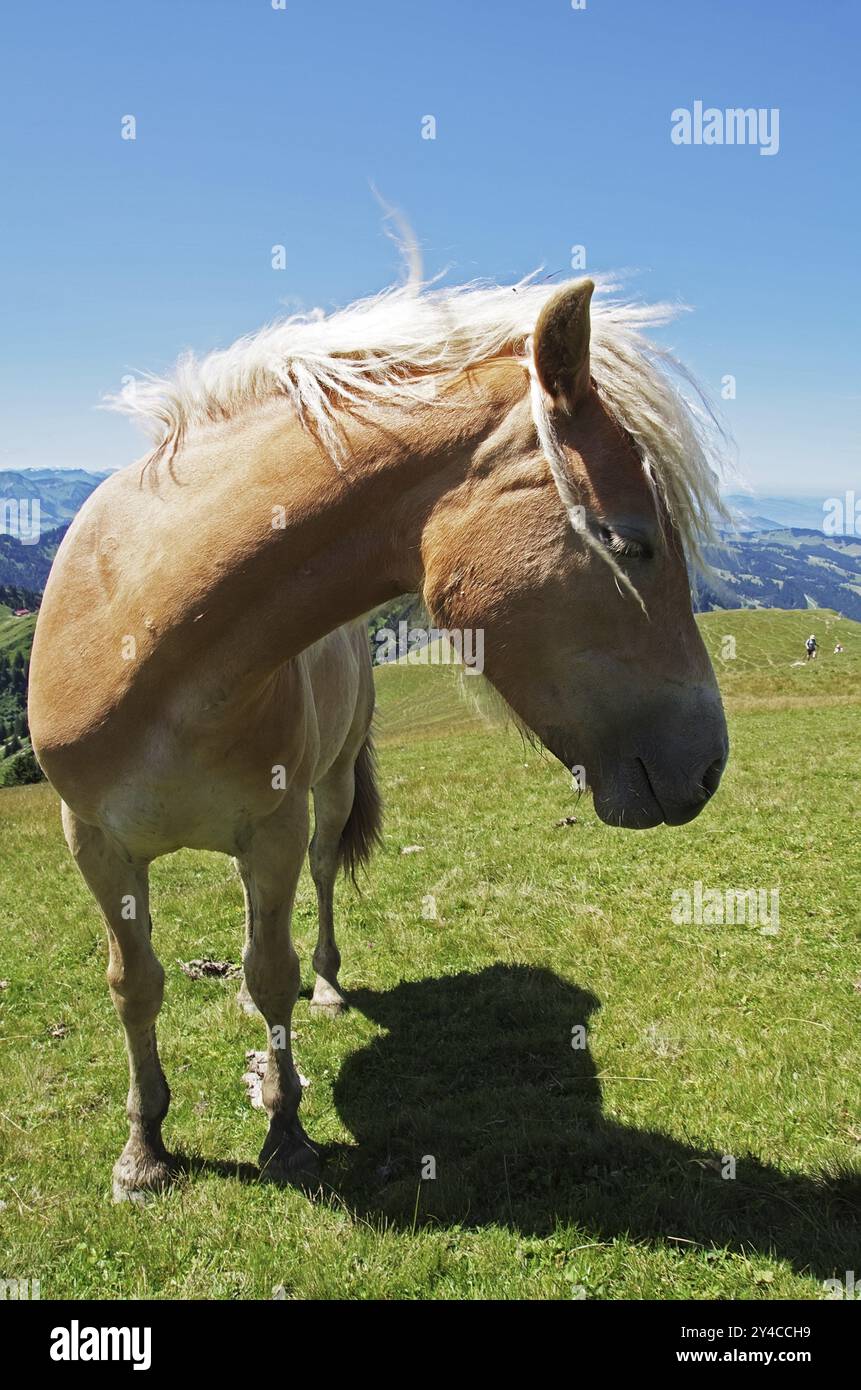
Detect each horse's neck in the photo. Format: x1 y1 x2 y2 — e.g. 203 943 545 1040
193 364 523 673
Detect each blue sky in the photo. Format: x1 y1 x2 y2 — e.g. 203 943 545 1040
1 0 858 493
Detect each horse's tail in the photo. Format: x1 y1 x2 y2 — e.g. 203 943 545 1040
339 731 383 883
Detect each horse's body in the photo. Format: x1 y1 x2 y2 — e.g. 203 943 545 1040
30 434 381 1193
29 272 729 1198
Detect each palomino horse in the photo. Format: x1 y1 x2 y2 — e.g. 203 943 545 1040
29 273 729 1200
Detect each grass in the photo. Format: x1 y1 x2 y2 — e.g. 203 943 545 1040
0 609 858 1299
0 605 36 664
0 603 35 732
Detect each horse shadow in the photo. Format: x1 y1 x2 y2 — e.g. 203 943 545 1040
322 964 859 1279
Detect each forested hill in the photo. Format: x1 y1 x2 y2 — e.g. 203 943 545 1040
698 529 861 622
0 525 68 592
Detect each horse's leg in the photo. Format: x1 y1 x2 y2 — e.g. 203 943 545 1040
62 803 172 1202
237 795 319 1186
235 872 259 1015
308 762 355 1017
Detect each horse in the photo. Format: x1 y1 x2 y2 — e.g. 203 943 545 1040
28 271 729 1200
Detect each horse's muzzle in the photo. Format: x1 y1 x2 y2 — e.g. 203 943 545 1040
593 743 728 830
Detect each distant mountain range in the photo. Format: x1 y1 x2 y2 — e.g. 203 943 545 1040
700 529 861 622
0 467 109 538
722 493 837 533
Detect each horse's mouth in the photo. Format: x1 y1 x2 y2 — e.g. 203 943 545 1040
591 758 666 830
543 743 664 829
594 755 722 830
635 757 667 823
543 728 724 831
563 754 720 830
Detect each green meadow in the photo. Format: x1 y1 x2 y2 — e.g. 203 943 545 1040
0 608 858 1300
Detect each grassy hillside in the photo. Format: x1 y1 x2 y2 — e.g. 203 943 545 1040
0 589 39 780
0 608 36 664
700 532 861 620
0 609 858 1300
700 608 860 705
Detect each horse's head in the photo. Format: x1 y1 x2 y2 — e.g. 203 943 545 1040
422 279 728 829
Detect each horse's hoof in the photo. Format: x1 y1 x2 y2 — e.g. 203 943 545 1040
236 984 260 1016
111 1146 175 1204
309 996 346 1019
309 986 347 1018
258 1133 321 1190
112 1179 162 1206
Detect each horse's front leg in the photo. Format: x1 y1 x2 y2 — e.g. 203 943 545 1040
62 803 173 1202
237 795 320 1187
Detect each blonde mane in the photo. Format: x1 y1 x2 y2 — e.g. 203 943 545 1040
108 272 727 565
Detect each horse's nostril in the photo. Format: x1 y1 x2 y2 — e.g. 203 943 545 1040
701 756 724 799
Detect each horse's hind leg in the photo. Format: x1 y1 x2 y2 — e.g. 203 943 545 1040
62 804 172 1203
233 765 353 1019
235 874 258 1016
237 794 320 1186
308 762 356 1017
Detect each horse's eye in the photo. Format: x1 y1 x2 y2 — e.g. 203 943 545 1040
598 525 652 561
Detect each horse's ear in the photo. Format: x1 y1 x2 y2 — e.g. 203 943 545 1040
532 278 594 410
